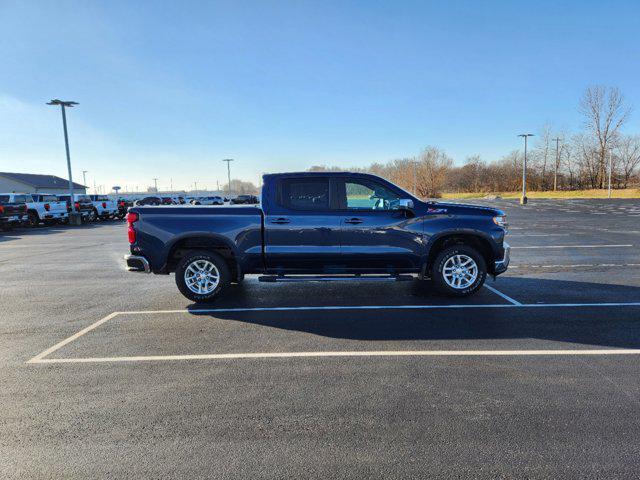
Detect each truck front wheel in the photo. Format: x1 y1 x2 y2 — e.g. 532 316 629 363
430 245 486 296
175 250 231 303
28 212 40 227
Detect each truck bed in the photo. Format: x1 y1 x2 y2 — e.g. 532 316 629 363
130 205 264 273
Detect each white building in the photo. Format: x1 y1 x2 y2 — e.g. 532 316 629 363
0 172 87 195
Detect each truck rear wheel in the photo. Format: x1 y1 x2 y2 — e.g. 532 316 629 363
430 245 486 296
175 250 231 303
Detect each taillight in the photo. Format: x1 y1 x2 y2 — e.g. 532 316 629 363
74 202 80 210
119 201 125 207
0 205 4 214
44 203 50 211
126 212 139 244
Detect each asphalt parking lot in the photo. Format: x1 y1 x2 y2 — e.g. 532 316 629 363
2 199 640 478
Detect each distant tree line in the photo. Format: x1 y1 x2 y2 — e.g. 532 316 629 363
222 179 259 195
310 86 640 197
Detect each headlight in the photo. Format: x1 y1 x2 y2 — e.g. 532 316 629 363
493 215 508 228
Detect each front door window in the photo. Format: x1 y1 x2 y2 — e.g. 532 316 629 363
345 180 400 211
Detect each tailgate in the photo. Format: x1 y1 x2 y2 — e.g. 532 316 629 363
50 202 68 213
1 203 26 216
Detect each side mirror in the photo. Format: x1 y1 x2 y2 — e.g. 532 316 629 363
398 199 414 210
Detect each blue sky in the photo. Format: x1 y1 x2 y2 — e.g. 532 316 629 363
1 0 639 192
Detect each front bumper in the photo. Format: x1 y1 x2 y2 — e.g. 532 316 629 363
494 242 510 275
124 254 151 273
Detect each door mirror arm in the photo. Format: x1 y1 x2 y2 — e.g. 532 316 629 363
398 199 415 217
398 199 414 210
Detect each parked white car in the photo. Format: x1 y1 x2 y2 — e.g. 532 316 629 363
27 194 69 226
89 195 118 220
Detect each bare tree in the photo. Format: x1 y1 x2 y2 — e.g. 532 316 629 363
561 141 575 189
533 125 552 190
616 135 640 188
579 86 631 188
223 179 259 194
414 147 453 198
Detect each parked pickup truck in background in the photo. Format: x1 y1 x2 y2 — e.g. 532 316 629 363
230 194 259 205
27 194 68 226
0 193 29 229
89 195 118 220
58 194 94 222
116 198 134 219
125 172 510 302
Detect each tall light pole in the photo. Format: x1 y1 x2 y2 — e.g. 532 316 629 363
152 178 158 192
223 158 233 196
47 99 80 221
552 137 561 191
518 134 534 205
82 170 88 193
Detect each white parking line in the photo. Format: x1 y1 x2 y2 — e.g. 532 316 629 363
484 285 522 305
29 349 640 363
507 233 571 237
510 263 640 269
511 244 633 249
26 302 640 364
118 302 640 315
26 312 119 364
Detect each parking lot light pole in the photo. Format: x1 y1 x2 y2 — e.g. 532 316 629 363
47 99 81 224
223 159 233 196
518 133 534 205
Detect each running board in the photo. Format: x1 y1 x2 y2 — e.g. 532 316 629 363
258 274 415 283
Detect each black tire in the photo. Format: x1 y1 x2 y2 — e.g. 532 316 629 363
175 250 231 303
430 245 486 297
27 212 40 227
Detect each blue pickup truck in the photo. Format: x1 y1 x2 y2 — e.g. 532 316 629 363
125 172 509 302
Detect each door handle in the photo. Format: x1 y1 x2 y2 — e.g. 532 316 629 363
270 217 290 224
344 217 363 224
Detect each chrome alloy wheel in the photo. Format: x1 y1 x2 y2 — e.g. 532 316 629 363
442 254 478 290
184 259 220 295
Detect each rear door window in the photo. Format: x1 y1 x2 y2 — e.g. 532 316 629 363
280 178 330 210
0 195 9 202
14 195 30 203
